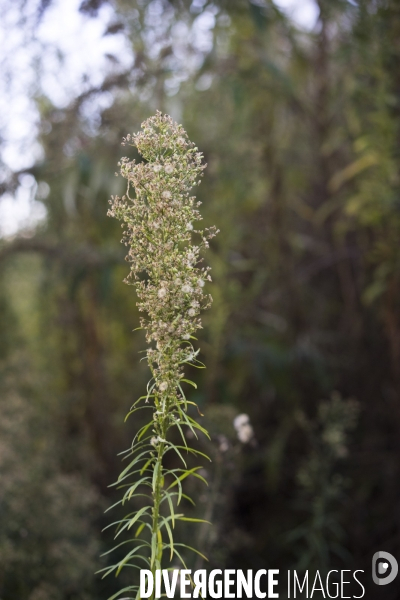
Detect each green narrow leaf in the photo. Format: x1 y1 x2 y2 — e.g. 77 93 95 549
126 476 152 502
127 506 150 531
151 532 157 568
176 405 198 439
167 467 206 491
117 449 153 483
175 422 188 449
180 378 197 389
169 472 183 504
164 518 174 560
134 522 146 538
166 492 175 528
125 405 153 420
137 420 153 441
174 445 211 462
130 394 155 410
157 528 163 563
107 585 139 600
101 538 150 557
185 414 210 438
115 543 149 576
178 517 211 524
180 492 196 506
140 457 154 475
152 460 160 493
177 383 188 410
174 542 209 562
164 442 187 467
102 517 130 533
186 400 205 415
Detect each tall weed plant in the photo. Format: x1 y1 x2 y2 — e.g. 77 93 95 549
101 112 218 599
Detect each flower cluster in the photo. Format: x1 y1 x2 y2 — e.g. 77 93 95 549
108 110 218 405
233 413 254 444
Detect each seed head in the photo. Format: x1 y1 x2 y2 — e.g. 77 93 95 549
108 111 218 400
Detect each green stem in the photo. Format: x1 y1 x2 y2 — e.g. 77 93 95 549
150 423 166 600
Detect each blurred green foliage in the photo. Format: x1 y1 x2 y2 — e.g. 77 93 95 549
1 0 400 598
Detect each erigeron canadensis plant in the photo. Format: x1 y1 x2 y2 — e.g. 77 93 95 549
101 112 218 599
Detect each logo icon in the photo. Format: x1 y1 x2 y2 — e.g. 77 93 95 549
372 551 398 586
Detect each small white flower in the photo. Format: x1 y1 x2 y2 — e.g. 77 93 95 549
165 164 174 174
233 414 254 444
162 190 171 199
159 381 168 392
150 437 158 446
188 308 196 317
182 334 190 340
197 278 205 287
186 222 193 231
158 288 167 299
177 136 186 145
153 164 162 173
174 278 182 286
187 252 195 261
237 423 254 444
182 284 192 294
233 414 250 430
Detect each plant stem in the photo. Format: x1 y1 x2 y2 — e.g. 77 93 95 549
151 430 165 600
